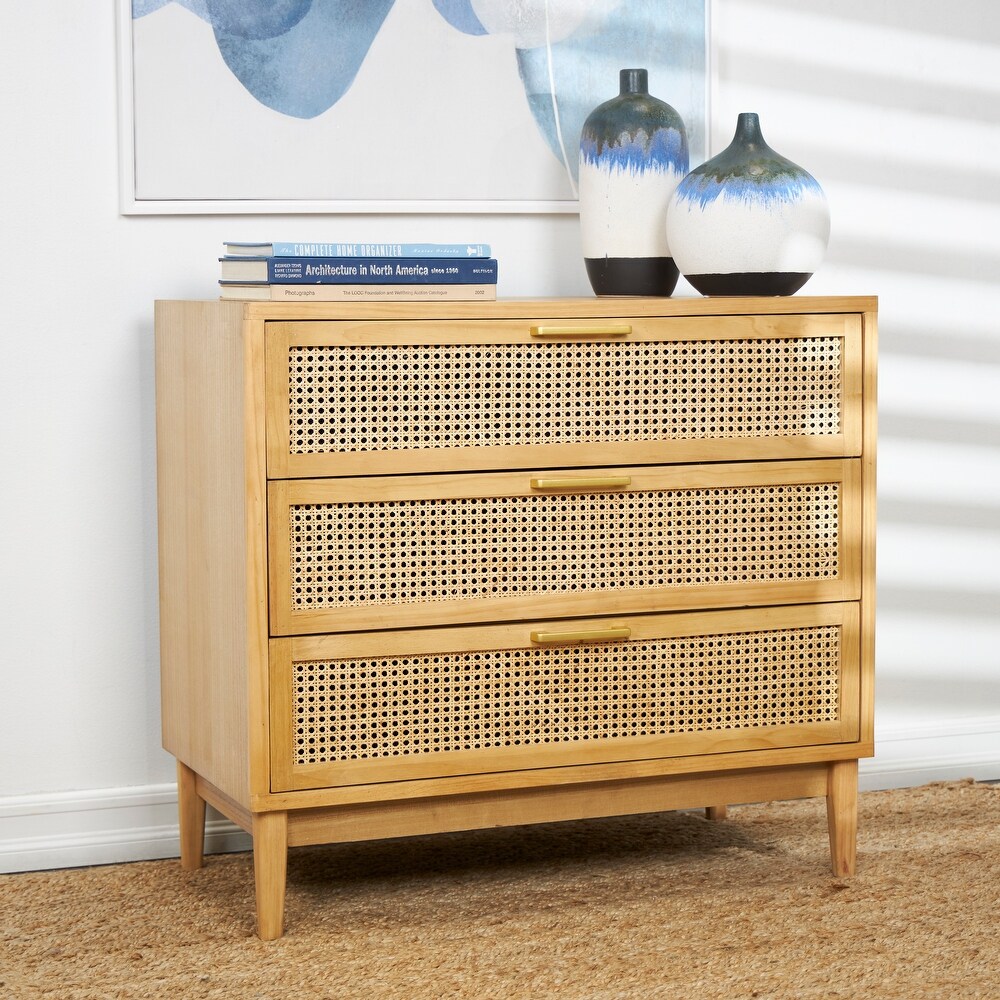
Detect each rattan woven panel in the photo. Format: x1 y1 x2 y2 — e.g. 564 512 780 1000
287 338 842 455
290 625 842 765
288 482 840 612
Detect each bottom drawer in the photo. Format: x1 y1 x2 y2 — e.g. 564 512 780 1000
269 603 861 792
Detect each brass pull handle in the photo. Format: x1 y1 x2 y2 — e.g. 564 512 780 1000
530 476 632 491
530 627 632 645
530 325 632 338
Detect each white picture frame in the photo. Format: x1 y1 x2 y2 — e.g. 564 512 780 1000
116 0 711 215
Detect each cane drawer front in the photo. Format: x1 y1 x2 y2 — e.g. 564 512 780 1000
269 602 861 792
265 313 862 478
267 459 861 636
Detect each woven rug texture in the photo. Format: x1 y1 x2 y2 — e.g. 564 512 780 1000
1 780 998 999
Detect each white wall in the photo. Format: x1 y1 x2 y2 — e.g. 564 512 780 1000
1 1 997 872
710 0 1000 785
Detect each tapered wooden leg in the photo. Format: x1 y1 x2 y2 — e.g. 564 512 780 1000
253 811 288 941
826 759 858 877
705 805 728 821
177 761 206 871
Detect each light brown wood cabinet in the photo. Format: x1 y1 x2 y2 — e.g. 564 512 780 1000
155 296 877 939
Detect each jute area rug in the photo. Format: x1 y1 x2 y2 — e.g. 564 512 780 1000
1 780 997 999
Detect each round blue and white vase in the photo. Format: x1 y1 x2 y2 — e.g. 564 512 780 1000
666 112 830 296
579 68 688 297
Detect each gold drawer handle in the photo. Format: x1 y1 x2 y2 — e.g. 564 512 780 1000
529 325 632 338
530 476 632 491
530 627 632 645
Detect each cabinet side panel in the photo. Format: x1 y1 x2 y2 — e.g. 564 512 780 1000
860 306 878 745
155 300 252 807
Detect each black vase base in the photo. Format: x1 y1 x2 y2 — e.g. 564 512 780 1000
684 272 813 296
586 256 679 297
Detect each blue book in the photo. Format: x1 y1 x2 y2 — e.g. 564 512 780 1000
223 241 491 258
220 256 498 285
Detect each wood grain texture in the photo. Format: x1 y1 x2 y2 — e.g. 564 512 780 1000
252 811 287 941
243 294 878 323
268 603 861 792
859 307 879 746
284 765 831 848
176 761 205 871
264 311 862 479
827 759 859 876
154 295 877 938
155 300 253 807
267 460 860 635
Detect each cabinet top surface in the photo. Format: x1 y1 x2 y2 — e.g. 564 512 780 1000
158 295 877 323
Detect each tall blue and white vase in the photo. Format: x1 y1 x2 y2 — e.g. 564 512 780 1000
579 68 689 296
666 112 830 295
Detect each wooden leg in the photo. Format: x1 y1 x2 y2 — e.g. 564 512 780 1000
705 805 728 821
826 759 858 877
177 761 206 871
253 811 288 941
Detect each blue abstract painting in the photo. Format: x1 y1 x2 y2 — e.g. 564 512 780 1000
125 0 707 210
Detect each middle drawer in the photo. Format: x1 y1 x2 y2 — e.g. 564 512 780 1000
268 459 860 635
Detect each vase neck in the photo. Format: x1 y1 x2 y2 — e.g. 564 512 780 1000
620 68 648 95
733 112 766 149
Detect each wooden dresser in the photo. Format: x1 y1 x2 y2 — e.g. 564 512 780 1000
154 295 877 939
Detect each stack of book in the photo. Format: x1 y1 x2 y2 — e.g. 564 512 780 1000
218 241 497 301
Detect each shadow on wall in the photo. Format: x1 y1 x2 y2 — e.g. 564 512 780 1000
723 51 1000 126
825 237 1000 285
879 412 1000 450
878 495 1000 534
878 582 1000 620
871 325 1000 365
717 2 1000 726
740 0 1000 44
875 675 1000 717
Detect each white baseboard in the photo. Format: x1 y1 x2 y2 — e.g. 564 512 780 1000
859 715 1000 790
0 783 251 874
2 718 998 874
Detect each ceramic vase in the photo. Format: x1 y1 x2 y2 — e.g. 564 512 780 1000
666 112 830 296
579 68 689 296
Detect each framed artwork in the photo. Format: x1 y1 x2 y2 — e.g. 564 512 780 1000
117 0 709 214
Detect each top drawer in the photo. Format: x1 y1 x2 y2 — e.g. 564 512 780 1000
265 313 863 478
